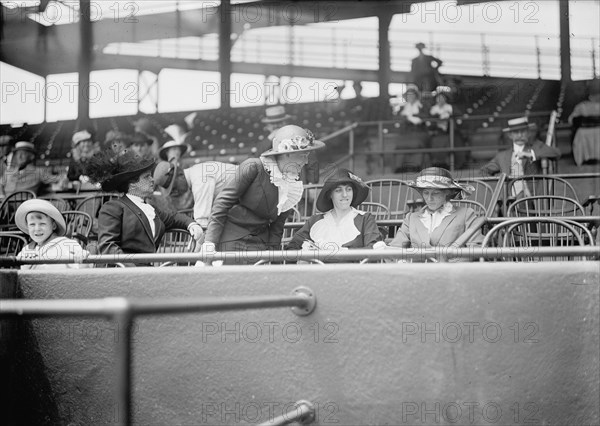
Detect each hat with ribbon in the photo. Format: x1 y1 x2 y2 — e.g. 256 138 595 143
72 130 92 147
261 106 294 124
158 140 191 161
153 160 189 197
13 141 36 154
405 167 474 199
15 199 67 236
502 117 536 133
261 125 325 157
316 168 370 212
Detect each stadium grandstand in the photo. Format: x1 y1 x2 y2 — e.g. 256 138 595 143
1 1 599 425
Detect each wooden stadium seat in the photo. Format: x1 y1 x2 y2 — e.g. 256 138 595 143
39 196 70 212
0 190 36 231
156 229 196 267
0 232 29 262
451 199 487 217
75 194 119 235
506 195 585 218
62 211 93 246
364 179 415 220
481 217 593 262
506 175 579 202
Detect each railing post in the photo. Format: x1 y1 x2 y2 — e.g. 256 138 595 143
378 121 384 172
449 119 455 172
592 37 598 79
349 128 355 171
535 35 542 79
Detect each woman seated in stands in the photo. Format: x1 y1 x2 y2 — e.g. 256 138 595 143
201 125 324 263
67 130 100 191
429 92 453 132
86 149 203 266
15 199 88 270
568 81 600 166
393 85 424 127
388 167 484 251
286 168 382 251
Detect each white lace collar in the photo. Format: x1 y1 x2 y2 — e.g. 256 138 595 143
309 207 365 249
260 156 304 215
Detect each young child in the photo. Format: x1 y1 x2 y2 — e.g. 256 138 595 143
15 199 89 270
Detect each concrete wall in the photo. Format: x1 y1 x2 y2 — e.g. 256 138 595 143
1 262 598 425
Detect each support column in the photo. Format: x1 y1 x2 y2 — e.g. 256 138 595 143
219 0 232 110
559 0 571 82
378 13 392 101
78 0 92 123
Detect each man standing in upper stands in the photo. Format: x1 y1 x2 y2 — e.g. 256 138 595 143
481 117 561 195
411 42 443 93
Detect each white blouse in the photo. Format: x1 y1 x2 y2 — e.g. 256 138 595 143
260 156 304 214
310 208 366 249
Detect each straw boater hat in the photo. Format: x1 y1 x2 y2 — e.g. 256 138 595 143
13 141 36 154
72 130 92 147
403 84 420 99
260 125 325 157
405 167 474 199
153 160 187 196
261 106 293 124
503 117 536 133
159 124 191 160
15 199 67 236
316 168 370 212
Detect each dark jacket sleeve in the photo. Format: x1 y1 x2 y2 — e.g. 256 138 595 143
97 202 125 256
285 215 322 250
269 209 291 248
155 208 193 231
360 212 382 248
480 153 502 176
205 159 259 244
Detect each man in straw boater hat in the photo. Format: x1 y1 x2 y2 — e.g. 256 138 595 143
481 116 561 196
387 167 484 255
201 124 324 263
0 141 66 200
85 150 204 266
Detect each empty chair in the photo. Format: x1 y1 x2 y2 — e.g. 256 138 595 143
364 179 415 220
75 194 119 235
506 195 585 218
357 201 391 221
0 190 36 231
482 217 593 262
156 229 196 267
0 232 29 262
39 196 70 212
451 199 487 217
62 211 93 245
506 175 579 202
456 178 495 208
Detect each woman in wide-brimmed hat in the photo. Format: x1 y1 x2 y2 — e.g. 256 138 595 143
202 125 324 262
388 167 483 250
286 168 382 251
15 199 89 270
86 149 203 266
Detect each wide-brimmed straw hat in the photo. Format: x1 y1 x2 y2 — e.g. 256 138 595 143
261 106 294 124
72 130 92 147
153 160 189 196
158 140 191 161
403 84 420 99
405 167 474 198
316 168 370 212
13 141 36 154
261 125 325 157
15 199 67 236
502 117 536 133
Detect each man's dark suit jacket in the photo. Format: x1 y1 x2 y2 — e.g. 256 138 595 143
481 140 561 176
205 158 291 249
98 196 192 258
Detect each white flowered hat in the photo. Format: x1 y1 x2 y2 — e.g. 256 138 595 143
261 125 325 157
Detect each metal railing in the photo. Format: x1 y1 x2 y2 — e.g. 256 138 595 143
0 288 317 426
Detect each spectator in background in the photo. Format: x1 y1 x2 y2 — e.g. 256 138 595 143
86 150 203 266
103 130 131 154
391 85 429 172
133 117 161 157
394 85 424 126
67 130 100 191
0 141 66 199
481 117 561 196
160 124 191 163
0 135 14 174
429 92 453 132
129 132 154 158
411 42 443 93
153 160 238 228
201 125 324 263
568 80 600 166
